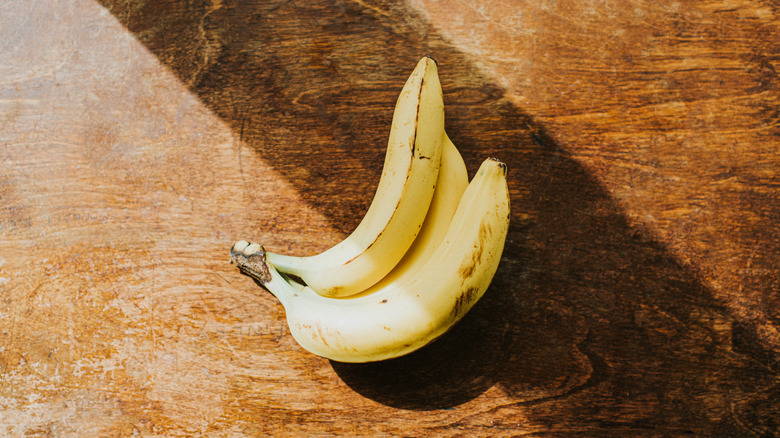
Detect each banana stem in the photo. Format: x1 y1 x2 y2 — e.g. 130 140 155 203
229 242 296 307
263 251 307 277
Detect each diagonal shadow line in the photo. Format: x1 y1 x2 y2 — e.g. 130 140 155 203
96 0 778 431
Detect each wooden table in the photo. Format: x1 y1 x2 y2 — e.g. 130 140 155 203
1 0 777 435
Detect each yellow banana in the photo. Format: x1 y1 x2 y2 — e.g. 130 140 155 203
255 56 445 297
230 158 510 363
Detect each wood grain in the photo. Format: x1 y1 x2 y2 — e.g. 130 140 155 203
1 0 777 436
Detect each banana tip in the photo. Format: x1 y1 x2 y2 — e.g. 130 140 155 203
487 157 508 176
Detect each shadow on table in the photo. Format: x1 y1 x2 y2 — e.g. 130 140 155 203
97 0 777 430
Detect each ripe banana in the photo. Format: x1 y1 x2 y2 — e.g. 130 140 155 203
230 158 510 363
258 56 445 298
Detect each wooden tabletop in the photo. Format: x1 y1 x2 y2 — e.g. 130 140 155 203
1 0 777 435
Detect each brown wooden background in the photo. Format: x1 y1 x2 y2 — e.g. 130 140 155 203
1 0 778 436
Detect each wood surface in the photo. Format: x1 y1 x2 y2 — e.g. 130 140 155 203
1 0 778 436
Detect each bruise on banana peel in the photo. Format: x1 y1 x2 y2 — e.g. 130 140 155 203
452 223 492 319
451 286 482 321
457 224 487 279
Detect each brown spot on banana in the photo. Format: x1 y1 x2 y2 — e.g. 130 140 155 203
457 218 493 280
450 286 481 320
457 253 478 280
315 325 329 347
325 285 345 296
457 244 485 280
479 220 492 240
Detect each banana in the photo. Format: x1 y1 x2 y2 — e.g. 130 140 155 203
230 158 510 363
256 56 445 298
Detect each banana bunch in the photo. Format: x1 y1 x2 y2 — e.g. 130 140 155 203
230 57 510 363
